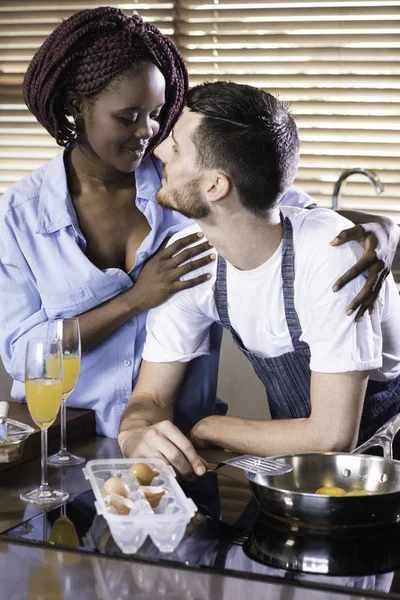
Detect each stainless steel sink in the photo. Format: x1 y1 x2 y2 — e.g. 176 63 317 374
332 168 384 211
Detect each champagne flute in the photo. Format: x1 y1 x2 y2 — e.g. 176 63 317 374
47 318 85 467
20 338 69 505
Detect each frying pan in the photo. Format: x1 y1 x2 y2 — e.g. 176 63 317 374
246 414 400 526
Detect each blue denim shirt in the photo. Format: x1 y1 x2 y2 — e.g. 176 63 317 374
0 149 314 437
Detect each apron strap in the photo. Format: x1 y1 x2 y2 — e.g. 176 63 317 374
215 254 231 329
214 212 308 352
280 213 309 351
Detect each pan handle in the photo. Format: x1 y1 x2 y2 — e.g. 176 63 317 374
352 413 400 459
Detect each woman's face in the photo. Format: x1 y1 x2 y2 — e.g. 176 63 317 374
80 63 166 173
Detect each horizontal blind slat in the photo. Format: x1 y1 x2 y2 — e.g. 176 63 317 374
1 2 399 220
182 0 400 8
176 33 400 46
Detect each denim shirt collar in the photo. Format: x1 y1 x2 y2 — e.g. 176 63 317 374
36 149 161 236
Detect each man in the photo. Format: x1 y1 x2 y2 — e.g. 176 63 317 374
119 82 400 479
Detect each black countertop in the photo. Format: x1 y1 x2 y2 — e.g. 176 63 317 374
2 434 400 599
2 475 400 599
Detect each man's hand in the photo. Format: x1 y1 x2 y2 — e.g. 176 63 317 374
330 218 400 321
118 420 207 480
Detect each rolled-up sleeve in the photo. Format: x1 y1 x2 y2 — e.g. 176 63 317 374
0 219 48 381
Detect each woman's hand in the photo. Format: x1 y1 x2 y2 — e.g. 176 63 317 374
330 217 400 320
133 232 215 311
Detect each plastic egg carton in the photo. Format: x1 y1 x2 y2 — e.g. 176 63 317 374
83 458 197 554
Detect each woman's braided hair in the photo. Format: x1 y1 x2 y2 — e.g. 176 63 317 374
23 6 188 153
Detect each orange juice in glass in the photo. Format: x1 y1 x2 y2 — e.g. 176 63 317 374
47 354 81 398
61 354 81 397
26 378 63 428
47 318 84 467
20 338 69 506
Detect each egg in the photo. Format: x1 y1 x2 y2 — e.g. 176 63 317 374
140 485 166 508
105 492 134 515
315 486 347 496
129 462 156 486
346 489 370 496
109 498 131 515
102 477 129 498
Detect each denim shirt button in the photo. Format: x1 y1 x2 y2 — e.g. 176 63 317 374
140 252 148 260
124 359 132 367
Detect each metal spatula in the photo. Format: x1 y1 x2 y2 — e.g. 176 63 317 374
209 454 293 476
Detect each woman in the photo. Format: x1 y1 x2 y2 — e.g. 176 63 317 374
0 7 220 437
0 7 397 438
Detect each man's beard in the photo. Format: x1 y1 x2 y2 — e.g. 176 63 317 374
156 178 210 219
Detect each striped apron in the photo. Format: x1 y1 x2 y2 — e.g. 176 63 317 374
214 213 400 445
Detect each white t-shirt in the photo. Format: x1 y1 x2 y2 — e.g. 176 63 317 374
280 185 317 209
143 207 400 382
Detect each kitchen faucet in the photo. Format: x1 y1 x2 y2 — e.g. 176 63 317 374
332 168 384 211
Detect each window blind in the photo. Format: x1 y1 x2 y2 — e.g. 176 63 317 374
1 0 399 221
176 0 400 221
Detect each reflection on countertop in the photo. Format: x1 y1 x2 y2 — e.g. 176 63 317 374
3 538 394 600
2 435 400 599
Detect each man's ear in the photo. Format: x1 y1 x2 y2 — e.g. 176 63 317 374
64 91 84 119
206 170 231 203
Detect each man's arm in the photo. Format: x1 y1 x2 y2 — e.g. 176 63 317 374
118 359 207 479
189 371 369 456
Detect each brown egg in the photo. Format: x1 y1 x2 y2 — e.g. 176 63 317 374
102 477 129 498
315 486 347 496
142 487 166 509
109 498 131 515
129 462 156 486
346 489 370 496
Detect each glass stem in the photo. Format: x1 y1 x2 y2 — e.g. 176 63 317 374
40 428 49 491
60 397 67 453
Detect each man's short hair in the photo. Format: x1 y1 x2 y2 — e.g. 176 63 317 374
186 81 300 216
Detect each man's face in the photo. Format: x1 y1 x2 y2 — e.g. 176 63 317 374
154 108 210 219
80 63 165 174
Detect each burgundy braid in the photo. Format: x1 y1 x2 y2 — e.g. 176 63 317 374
23 6 188 152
